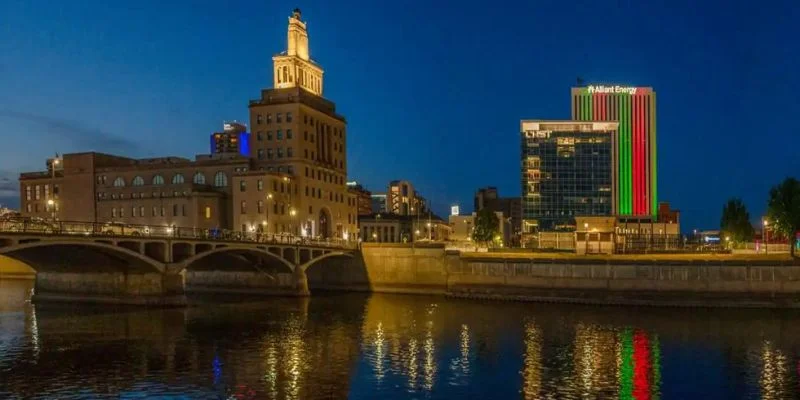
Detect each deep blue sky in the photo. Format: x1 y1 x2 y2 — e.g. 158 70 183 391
1 0 798 230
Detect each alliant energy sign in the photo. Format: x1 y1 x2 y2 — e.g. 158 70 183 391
586 85 645 95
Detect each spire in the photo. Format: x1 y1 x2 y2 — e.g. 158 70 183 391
272 8 324 95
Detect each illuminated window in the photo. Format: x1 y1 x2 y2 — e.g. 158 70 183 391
152 175 165 185
172 174 185 184
132 206 137 217
113 177 125 187
25 186 31 200
257 114 263 124
35 185 40 200
240 201 246 214
276 113 283 123
266 114 272 124
132 176 144 186
240 180 246 192
140 206 144 217
258 200 264 213
205 206 211 219
257 149 264 160
26 204 31 213
286 112 293 122
257 180 263 191
277 130 283 140
213 171 228 187
112 208 117 218
193 172 206 185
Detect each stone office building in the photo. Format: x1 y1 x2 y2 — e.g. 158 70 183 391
17 9 357 238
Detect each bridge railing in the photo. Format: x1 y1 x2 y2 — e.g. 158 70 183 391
0 218 358 249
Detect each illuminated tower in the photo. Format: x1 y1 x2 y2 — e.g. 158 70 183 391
272 8 324 96
571 85 657 218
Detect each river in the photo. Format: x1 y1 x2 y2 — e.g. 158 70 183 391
1 279 799 399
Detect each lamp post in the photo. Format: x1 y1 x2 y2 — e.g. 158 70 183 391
763 219 769 255
47 199 55 222
265 193 273 235
725 236 731 251
290 208 297 237
51 156 59 221
583 222 589 254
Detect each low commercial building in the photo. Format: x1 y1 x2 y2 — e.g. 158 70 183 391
359 213 451 243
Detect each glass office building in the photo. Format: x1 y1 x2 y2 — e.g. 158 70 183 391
520 121 617 232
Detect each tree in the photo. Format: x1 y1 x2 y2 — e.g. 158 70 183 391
720 198 754 246
471 208 499 246
767 177 800 258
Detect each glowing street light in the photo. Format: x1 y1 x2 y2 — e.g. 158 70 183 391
763 219 769 255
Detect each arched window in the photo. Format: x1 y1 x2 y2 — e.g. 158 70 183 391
113 177 126 187
193 172 206 185
172 174 185 184
152 175 165 185
213 171 228 187
132 176 144 186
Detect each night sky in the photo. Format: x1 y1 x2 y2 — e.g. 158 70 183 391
1 0 798 231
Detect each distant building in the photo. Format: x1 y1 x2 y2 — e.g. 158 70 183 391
210 122 250 157
371 193 387 213
359 212 451 243
449 211 511 246
520 120 616 235
346 181 373 216
656 202 680 224
387 180 427 216
473 187 521 243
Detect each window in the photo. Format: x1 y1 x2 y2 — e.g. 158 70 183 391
257 180 263 191
287 129 293 139
34 204 39 212
213 171 228 187
304 131 308 141
152 206 157 217
309 205 313 214
112 208 117 218
119 207 124 217
182 205 186 217
132 176 144 186
26 204 31 212
240 201 247 214
132 206 137 217
277 148 284 158
267 131 273 140
276 113 283 123
257 149 264 160
35 185 40 200
240 180 247 192
205 206 211 219
258 200 264 213
257 131 263 141
172 174 185 184
286 112 293 122
287 147 293 157
172 204 178 217
25 186 31 200
266 113 272 124
257 114 263 124
273 203 278 214
193 172 206 185
140 206 145 217
305 186 309 196
152 175 165 185
287 166 294 175
277 130 283 140
267 149 274 160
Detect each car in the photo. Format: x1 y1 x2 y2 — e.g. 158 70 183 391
100 222 144 236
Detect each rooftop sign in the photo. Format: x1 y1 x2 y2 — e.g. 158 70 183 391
586 85 644 95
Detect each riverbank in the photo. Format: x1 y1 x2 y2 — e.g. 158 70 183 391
348 244 800 308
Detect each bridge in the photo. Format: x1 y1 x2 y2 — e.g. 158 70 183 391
0 219 361 305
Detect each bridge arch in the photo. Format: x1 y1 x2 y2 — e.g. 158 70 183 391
299 251 353 272
178 246 295 273
0 241 166 274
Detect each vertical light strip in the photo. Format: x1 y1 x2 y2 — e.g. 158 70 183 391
620 329 634 400
624 94 631 215
635 94 641 215
651 93 658 218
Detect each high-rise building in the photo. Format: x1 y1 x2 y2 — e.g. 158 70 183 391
210 122 250 156
370 193 387 213
387 180 426 216
346 181 373 216
520 120 616 233
248 9 356 238
571 85 657 218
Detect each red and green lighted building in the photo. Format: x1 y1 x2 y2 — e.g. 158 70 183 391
571 86 657 218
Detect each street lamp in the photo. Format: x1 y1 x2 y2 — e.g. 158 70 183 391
583 222 589 254
763 219 769 255
372 232 378 242
290 208 297 236
47 199 56 221
725 236 731 250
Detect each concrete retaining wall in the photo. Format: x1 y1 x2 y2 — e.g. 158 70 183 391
358 244 800 307
36 271 165 296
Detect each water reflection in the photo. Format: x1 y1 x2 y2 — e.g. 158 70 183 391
1 281 800 399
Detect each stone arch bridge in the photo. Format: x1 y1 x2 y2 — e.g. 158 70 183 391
0 231 359 305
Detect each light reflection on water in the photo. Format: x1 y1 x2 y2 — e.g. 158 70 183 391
0 279 799 399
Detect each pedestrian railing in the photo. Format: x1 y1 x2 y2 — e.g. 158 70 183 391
0 218 358 249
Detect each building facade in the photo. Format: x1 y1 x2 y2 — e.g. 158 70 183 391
247 9 355 239
17 9 356 239
473 186 521 242
346 181 373 216
387 180 427 216
571 85 657 218
210 122 250 156
520 121 616 233
359 213 451 243
370 193 387 213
